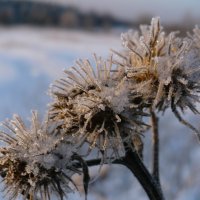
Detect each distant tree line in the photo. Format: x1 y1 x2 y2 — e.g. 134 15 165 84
0 1 132 30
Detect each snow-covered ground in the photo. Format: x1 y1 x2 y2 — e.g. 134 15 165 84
0 26 121 121
0 26 200 200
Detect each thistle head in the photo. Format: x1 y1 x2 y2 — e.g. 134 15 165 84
114 18 200 112
118 17 165 82
0 111 78 200
49 56 146 160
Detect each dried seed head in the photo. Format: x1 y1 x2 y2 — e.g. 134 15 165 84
0 111 78 200
155 39 200 140
112 17 167 107
114 18 200 112
49 56 146 160
113 17 200 138
119 17 165 82
155 40 200 111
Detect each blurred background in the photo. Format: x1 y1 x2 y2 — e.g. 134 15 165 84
0 0 200 199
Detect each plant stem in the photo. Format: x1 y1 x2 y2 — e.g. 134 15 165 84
150 108 160 185
122 143 164 200
73 158 121 168
80 152 164 200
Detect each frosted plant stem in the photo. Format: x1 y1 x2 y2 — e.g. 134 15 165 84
122 142 165 200
150 108 161 185
79 149 165 199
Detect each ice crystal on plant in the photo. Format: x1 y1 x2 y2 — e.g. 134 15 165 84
2 16 200 200
155 40 200 112
113 17 200 138
120 17 165 81
0 111 78 200
112 17 167 107
49 56 146 160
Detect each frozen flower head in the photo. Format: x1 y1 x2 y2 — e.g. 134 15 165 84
118 17 165 82
155 40 197 110
50 56 146 159
113 17 200 138
112 17 167 106
155 36 200 139
0 111 79 200
116 18 200 109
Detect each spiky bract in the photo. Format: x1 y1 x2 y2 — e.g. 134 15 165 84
50 56 146 159
0 111 77 200
112 17 200 138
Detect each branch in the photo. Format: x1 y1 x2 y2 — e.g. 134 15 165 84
150 108 160 184
74 151 165 200
122 143 165 200
73 158 122 168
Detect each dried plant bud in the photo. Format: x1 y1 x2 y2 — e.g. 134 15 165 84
116 17 165 81
50 55 146 160
0 111 79 200
113 17 200 139
155 40 199 111
112 17 168 107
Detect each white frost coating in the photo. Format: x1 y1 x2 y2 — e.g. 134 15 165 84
99 83 130 114
1 24 200 200
0 111 76 173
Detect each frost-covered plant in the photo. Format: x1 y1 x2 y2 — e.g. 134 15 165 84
112 17 166 106
113 17 200 137
49 56 146 160
1 17 200 200
0 111 80 200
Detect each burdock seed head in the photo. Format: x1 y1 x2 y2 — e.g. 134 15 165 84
49 55 146 160
0 111 79 200
112 17 167 107
113 17 200 139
